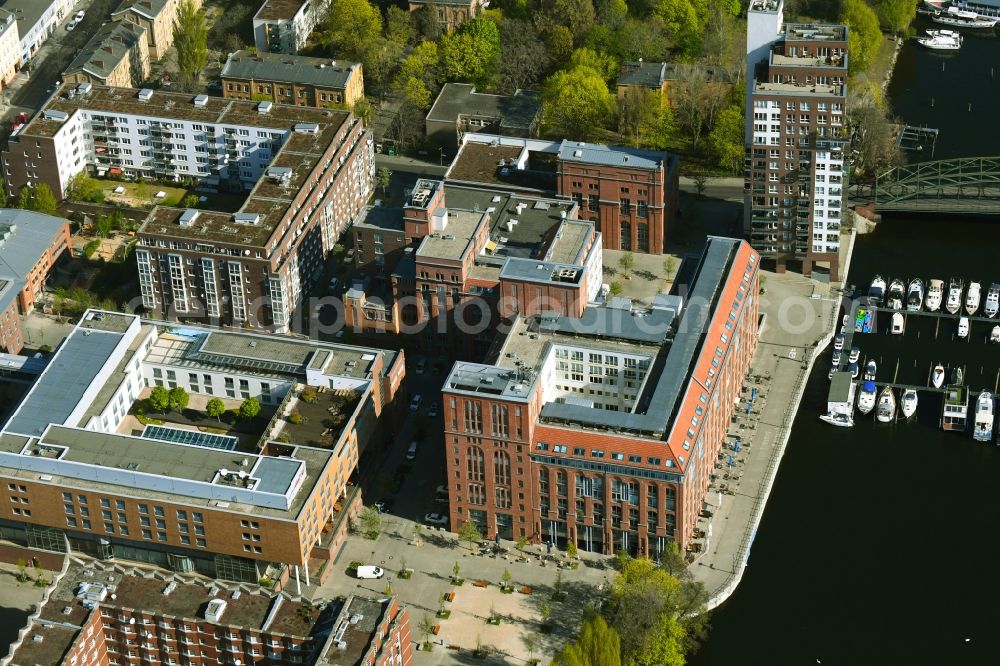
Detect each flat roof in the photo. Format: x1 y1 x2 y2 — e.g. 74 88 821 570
0 209 68 315
445 143 525 185
320 596 388 666
254 0 308 21
427 83 539 129
558 140 667 171
619 61 666 88
4 323 126 436
221 50 361 89
753 81 846 97
416 209 486 260
544 220 591 265
17 84 353 249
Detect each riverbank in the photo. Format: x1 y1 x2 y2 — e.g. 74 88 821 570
693 233 854 608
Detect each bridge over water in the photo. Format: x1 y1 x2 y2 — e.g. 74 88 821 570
853 156 1000 215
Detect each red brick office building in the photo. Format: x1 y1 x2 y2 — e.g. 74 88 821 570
442 237 760 558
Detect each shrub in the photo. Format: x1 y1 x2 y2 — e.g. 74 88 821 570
300 388 318 403
287 412 304 425
83 239 101 258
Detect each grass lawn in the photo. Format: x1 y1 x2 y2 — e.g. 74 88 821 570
98 179 247 212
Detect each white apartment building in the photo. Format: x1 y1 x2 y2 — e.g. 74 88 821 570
252 0 329 55
0 8 20 88
4 0 76 63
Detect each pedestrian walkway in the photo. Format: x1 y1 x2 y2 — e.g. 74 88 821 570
691 268 841 607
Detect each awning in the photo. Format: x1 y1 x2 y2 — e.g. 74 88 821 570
109 168 122 175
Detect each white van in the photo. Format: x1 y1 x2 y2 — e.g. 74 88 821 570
356 565 384 579
406 441 418 461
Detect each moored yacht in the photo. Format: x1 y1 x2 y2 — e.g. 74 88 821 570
901 389 918 419
973 391 995 443
907 278 924 312
931 363 946 388
849 346 861 364
864 359 877 382
868 275 887 307
965 281 981 315
958 316 970 338
945 277 964 314
991 325 1000 343
887 279 906 310
932 6 1000 28
985 283 1000 318
891 312 905 335
926 279 944 311
877 386 897 423
918 29 963 50
858 381 878 415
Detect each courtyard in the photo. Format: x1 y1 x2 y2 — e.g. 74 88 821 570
310 513 613 665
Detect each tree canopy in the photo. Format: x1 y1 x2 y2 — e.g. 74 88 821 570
841 0 882 74
873 0 917 34
439 17 501 83
18 184 58 215
707 104 745 174
555 614 621 666
318 0 383 61
173 0 208 80
541 65 616 140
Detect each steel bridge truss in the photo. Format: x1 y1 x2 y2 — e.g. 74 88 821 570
870 156 1000 214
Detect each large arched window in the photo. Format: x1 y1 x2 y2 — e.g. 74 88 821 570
493 450 511 509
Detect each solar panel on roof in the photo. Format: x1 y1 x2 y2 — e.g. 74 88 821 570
142 425 238 450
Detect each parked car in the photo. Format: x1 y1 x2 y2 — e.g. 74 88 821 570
415 358 426 375
66 18 78 30
74 10 86 21
405 441 418 461
427 402 439 417
409 394 422 411
424 512 448 526
355 565 384 579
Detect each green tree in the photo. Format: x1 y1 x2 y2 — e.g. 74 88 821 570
545 25 574 68
385 6 414 47
18 183 58 215
458 520 482 549
206 397 225 422
397 40 439 92
545 0 596 42
555 614 621 666
874 0 917 34
841 0 881 74
95 215 115 238
149 386 170 413
68 174 105 203
182 194 200 208
653 0 706 58
413 4 441 41
498 18 548 93
238 396 261 420
318 0 383 61
168 386 190 412
439 17 500 83
174 0 208 79
418 615 435 650
541 65 615 140
707 104 745 174
618 252 634 278
569 48 618 82
0 177 7 208
501 567 512 589
609 281 623 296
359 505 382 538
375 167 392 198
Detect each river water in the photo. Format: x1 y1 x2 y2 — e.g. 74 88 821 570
696 20 1000 665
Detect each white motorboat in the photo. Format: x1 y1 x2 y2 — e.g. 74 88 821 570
901 389 918 419
958 316 970 339
876 386 896 423
931 363 946 388
985 283 1000 318
863 359 877 382
820 412 854 427
857 380 878 415
848 362 860 379
891 312 905 335
965 281 981 315
868 275 887 307
907 278 924 312
973 391 995 443
848 346 860 364
887 279 905 310
832 351 842 367
917 29 963 50
991 325 1000 343
945 277 964 314
926 279 944 311
834 334 845 351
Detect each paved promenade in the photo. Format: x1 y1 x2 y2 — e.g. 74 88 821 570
691 263 845 608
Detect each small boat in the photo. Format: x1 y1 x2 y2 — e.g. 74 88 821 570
868 275 887 307
876 386 896 423
953 366 964 385
907 278 924 312
834 334 845 351
986 284 1000 318
973 391 995 442
931 364 945 388
991 325 1000 343
932 7 999 29
891 312 905 335
926 279 944 312
832 351 842 367
848 361 860 379
901 389 918 419
958 316 970 338
857 380 878 415
917 28 963 50
887 279 905 310
848 346 860 364
820 412 854 427
945 277 964 314
966 281 981 315
863 359 877 382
